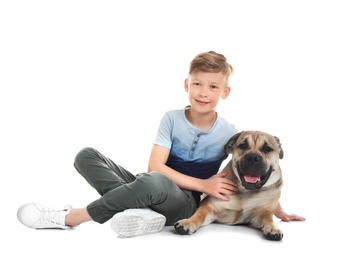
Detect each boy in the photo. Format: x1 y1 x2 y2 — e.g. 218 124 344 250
17 51 304 238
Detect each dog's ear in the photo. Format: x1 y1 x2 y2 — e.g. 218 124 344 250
224 131 244 155
274 136 284 159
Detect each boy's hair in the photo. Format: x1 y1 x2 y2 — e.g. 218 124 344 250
189 51 234 83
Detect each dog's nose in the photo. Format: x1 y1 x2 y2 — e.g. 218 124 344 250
245 154 261 163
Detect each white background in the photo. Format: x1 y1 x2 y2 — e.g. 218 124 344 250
1 1 363 259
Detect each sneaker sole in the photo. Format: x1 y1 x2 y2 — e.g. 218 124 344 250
111 211 166 238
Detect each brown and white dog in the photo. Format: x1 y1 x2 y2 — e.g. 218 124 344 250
174 130 285 241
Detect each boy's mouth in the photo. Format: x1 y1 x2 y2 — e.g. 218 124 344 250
195 99 209 105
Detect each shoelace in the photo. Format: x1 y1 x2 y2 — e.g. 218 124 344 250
39 205 71 225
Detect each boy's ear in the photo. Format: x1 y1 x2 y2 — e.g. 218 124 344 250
184 79 189 92
221 86 231 99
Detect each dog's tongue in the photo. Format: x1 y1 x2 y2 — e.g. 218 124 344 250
244 175 260 183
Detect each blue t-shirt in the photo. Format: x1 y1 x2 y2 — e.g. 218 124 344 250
153 106 238 180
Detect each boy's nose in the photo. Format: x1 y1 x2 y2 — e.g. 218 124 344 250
198 86 208 97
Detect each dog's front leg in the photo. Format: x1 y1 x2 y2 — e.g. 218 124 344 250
174 204 216 235
250 210 283 241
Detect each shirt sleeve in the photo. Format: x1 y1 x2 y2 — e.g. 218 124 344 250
152 111 173 149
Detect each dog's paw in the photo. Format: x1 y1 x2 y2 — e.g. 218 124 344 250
174 219 197 235
261 225 283 241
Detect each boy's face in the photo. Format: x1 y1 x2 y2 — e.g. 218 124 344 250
184 71 230 114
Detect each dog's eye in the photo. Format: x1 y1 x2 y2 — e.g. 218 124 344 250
262 145 273 153
238 142 248 150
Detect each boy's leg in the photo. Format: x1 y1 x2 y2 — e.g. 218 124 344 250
18 147 138 230
74 147 137 195
87 172 197 225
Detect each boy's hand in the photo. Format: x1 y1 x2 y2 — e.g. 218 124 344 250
275 202 306 222
203 172 237 201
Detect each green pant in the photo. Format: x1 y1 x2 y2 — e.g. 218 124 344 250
74 147 197 225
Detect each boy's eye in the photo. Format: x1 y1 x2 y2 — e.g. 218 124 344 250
193 82 201 86
210 85 218 89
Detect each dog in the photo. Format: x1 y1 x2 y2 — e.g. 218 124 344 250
174 130 285 241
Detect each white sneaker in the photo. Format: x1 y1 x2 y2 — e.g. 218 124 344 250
110 208 166 238
17 203 72 229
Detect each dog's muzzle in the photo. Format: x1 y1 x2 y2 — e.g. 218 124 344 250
236 153 273 190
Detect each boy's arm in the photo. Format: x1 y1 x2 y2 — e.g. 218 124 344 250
148 144 204 191
148 144 237 201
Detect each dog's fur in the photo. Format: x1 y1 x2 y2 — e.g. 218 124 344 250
174 130 284 241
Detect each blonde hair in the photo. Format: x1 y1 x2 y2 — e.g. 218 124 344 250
189 51 233 83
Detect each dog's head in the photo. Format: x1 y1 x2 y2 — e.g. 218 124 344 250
225 131 283 190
